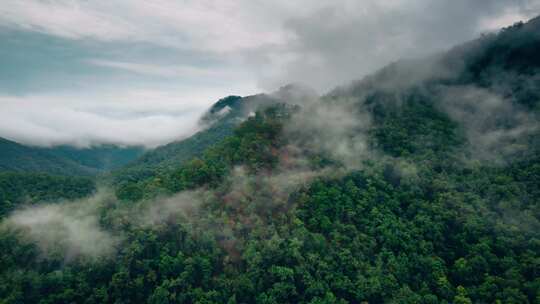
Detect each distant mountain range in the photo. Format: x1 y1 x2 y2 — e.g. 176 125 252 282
0 137 144 175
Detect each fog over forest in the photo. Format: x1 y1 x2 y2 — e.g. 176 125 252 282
1 1 540 304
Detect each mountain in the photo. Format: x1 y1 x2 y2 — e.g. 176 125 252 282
110 96 246 184
0 137 96 175
1 18 539 304
0 171 95 218
0 137 144 176
47 144 145 172
110 87 311 185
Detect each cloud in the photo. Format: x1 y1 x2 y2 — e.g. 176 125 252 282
285 96 375 168
0 90 213 148
0 159 321 263
135 191 204 227
0 0 538 147
0 77 258 148
479 1 540 31
0 1 136 42
87 59 235 79
2 190 119 261
252 0 540 92
0 188 204 261
437 85 539 163
0 0 289 52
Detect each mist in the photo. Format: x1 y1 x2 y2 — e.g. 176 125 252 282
1 190 119 261
437 85 539 163
0 189 202 260
284 96 374 169
1 0 539 267
254 0 540 92
0 141 327 263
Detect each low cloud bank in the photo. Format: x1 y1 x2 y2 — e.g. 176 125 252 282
2 191 119 260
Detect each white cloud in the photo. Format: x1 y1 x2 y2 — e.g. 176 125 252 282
0 87 249 148
87 59 235 79
3 191 119 260
0 1 137 41
0 0 292 52
0 0 538 147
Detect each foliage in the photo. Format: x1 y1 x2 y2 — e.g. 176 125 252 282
0 172 95 218
116 106 290 200
0 137 143 176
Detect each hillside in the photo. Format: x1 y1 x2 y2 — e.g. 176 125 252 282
110 96 246 184
111 88 307 186
47 145 144 172
0 171 95 218
0 18 539 304
0 137 143 176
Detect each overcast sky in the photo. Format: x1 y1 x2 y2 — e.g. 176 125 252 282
0 0 539 148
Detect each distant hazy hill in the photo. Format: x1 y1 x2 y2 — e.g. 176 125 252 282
0 137 143 175
47 145 144 171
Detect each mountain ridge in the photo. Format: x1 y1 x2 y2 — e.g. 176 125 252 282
0 137 144 176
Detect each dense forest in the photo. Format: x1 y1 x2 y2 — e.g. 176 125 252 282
0 18 539 303
0 137 144 176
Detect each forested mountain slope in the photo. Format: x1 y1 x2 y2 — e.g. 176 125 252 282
110 96 247 185
46 145 144 172
0 172 95 218
0 137 143 176
111 86 312 187
0 18 539 304
0 137 97 175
